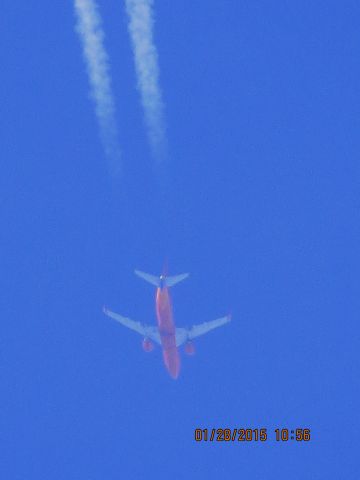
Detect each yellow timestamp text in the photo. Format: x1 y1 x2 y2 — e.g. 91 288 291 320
194 428 311 442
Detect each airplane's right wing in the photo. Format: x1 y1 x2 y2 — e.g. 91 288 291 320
175 328 188 347
103 306 161 344
175 315 231 346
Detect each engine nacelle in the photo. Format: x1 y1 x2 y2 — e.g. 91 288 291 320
184 341 195 355
142 338 154 352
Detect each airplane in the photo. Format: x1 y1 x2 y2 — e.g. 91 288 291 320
103 269 231 379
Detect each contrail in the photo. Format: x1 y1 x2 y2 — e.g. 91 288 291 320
74 0 121 175
125 0 167 161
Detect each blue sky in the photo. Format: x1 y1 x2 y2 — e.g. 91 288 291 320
1 1 358 478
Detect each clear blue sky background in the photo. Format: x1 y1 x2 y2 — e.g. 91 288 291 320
1 1 358 478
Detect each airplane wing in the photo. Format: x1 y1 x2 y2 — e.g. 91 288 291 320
175 328 188 347
103 306 161 344
175 315 231 346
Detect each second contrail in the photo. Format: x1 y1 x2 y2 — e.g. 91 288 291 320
125 0 167 161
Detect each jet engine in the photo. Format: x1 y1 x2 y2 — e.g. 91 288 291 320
184 341 195 355
142 338 154 352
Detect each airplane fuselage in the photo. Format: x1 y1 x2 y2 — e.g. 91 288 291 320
156 286 180 379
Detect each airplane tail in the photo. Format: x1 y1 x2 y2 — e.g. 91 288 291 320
165 273 189 287
134 270 189 288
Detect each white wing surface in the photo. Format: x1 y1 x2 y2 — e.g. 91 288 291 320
188 315 231 340
175 315 231 346
175 328 188 347
103 306 161 344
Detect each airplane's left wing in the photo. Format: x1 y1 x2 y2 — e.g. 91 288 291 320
175 315 231 346
103 306 161 344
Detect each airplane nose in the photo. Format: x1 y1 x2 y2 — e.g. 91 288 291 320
169 369 179 379
163 349 180 379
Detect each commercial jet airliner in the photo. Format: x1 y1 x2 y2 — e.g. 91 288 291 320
103 269 231 379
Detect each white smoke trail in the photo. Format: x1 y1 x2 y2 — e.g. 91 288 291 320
74 0 121 175
125 0 167 161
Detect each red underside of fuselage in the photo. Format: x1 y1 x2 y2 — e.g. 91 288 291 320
156 288 180 379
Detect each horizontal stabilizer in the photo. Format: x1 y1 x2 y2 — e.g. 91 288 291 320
135 269 189 288
134 270 160 287
165 273 189 287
